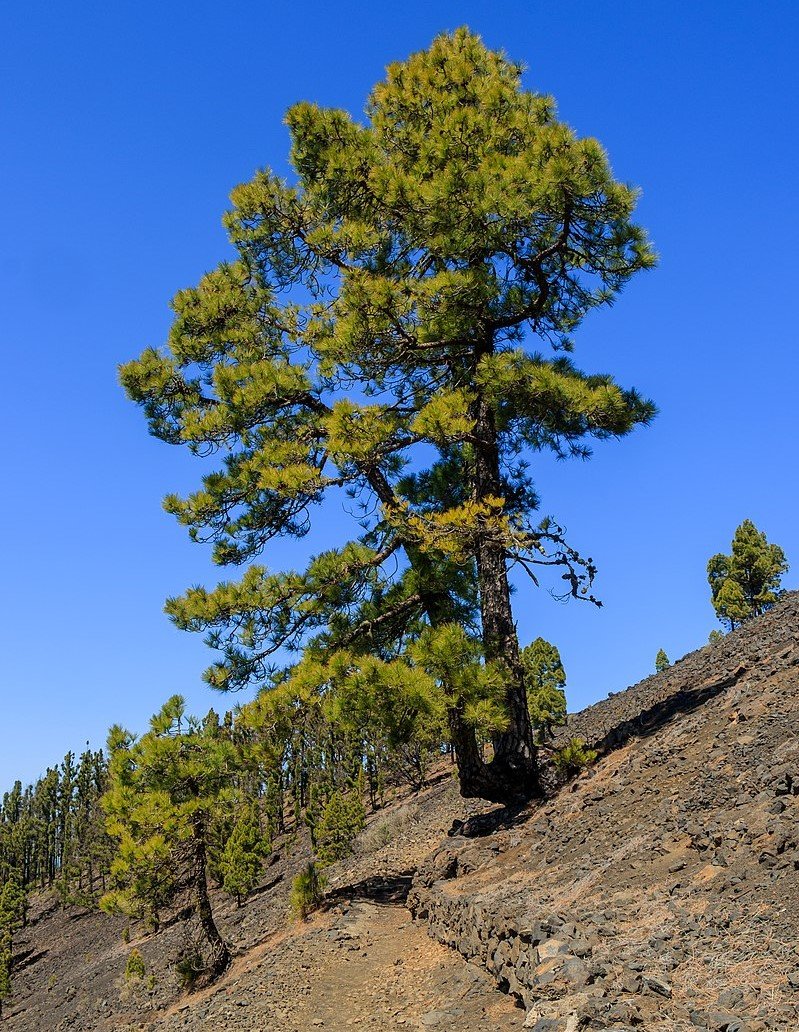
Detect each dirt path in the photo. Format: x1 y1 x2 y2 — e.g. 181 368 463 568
152 883 523 1031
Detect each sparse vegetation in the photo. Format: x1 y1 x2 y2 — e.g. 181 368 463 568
290 863 327 920
553 738 598 776
358 804 421 855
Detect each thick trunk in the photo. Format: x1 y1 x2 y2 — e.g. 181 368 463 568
363 461 539 804
191 818 230 981
472 367 540 801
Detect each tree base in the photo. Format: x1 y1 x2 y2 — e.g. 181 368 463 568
456 755 542 806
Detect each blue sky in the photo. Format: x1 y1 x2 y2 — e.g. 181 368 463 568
1 1 797 788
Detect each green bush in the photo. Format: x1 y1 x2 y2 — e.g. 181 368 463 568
553 737 597 776
124 948 146 982
290 862 327 920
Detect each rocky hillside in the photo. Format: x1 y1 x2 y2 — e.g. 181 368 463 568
412 595 799 1030
6 595 799 1030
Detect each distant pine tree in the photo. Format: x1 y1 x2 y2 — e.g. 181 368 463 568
219 805 269 906
0 933 11 1019
708 520 788 630
520 638 567 741
655 649 670 673
315 792 366 867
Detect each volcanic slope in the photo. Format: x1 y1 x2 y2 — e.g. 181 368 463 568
5 594 799 1030
412 594 799 1030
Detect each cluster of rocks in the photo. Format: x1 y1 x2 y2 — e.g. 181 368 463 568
410 594 799 1030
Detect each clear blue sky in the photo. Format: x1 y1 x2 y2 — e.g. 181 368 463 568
1 1 797 789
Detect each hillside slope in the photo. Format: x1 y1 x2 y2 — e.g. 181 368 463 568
412 595 799 1030
5 595 799 1030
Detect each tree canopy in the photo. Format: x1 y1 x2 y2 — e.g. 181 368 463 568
520 637 567 739
121 28 655 802
707 520 788 630
101 697 235 981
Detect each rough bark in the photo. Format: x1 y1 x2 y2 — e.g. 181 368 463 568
470 351 540 801
191 817 230 982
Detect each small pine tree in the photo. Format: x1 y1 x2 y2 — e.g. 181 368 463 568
315 792 366 867
219 806 269 906
553 738 597 776
655 649 670 673
124 948 146 982
0 932 11 1019
707 520 788 630
290 863 327 920
101 698 234 983
708 629 724 644
520 638 567 740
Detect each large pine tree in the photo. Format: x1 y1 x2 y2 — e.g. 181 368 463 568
122 29 654 802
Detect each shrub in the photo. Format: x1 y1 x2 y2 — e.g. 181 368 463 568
124 948 146 982
553 737 597 776
290 862 327 920
174 951 203 991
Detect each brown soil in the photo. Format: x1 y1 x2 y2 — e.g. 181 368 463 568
4 775 519 1031
7 594 799 1031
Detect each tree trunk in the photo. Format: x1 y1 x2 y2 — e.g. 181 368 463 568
363 462 539 804
191 817 230 982
471 362 540 801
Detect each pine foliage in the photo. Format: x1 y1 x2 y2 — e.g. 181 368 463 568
655 649 670 673
707 520 788 630
100 698 233 982
315 792 366 867
218 805 269 906
121 28 655 803
520 638 567 739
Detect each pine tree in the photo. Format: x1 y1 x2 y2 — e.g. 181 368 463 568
520 638 567 740
315 791 366 867
655 649 670 673
0 933 10 1019
0 876 24 1020
101 698 234 983
218 804 269 906
0 879 25 931
707 520 788 630
121 29 655 803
